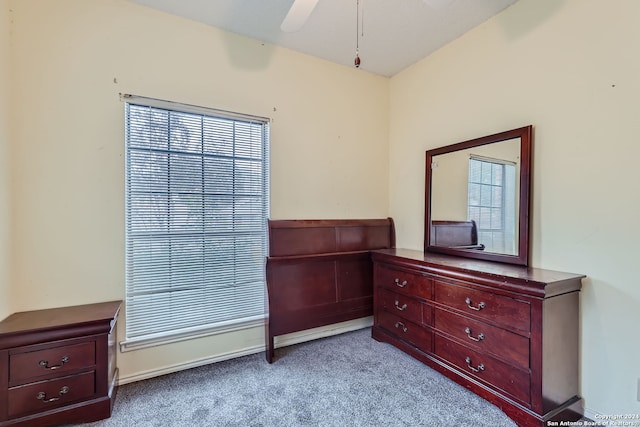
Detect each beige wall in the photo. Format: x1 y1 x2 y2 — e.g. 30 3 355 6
7 0 639 419
0 0 11 320
8 0 388 380
431 138 520 221
389 0 640 417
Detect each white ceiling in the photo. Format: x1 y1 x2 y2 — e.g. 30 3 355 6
129 0 520 77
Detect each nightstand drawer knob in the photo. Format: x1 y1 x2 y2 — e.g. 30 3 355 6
36 386 69 403
39 355 70 370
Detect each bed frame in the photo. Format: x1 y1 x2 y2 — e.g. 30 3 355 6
430 219 485 250
265 218 395 363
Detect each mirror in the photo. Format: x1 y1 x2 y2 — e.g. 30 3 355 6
425 125 532 266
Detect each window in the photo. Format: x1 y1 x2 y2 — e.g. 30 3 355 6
467 156 516 254
122 95 269 350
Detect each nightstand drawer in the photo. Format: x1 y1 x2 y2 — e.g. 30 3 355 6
7 371 96 418
9 341 96 384
434 281 530 332
375 264 432 299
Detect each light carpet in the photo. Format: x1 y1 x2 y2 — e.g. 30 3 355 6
72 328 519 427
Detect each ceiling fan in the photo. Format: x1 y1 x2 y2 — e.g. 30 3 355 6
280 0 455 32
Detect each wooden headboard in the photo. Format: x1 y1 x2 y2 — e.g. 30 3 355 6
265 218 395 363
430 219 485 250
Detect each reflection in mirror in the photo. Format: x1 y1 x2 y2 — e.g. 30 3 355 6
431 138 520 255
425 126 532 266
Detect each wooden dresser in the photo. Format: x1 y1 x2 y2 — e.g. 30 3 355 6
371 248 584 427
0 301 121 427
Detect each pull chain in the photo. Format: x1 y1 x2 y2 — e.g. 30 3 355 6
354 0 361 68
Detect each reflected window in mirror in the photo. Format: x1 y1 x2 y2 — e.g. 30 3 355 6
467 155 516 254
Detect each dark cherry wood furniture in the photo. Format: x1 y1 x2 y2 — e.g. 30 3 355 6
0 301 121 427
371 248 584 427
265 218 395 363
431 220 484 250
425 125 532 266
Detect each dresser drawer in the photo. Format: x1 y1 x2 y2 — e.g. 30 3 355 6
435 336 530 404
375 264 432 299
434 281 530 332
9 341 96 385
7 371 96 418
434 308 529 369
378 288 432 326
378 310 432 353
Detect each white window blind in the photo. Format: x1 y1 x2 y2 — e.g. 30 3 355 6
123 95 269 350
467 156 516 254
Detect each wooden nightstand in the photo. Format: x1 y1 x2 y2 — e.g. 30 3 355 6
0 301 122 427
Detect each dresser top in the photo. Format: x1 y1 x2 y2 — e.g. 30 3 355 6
0 301 122 337
373 248 584 297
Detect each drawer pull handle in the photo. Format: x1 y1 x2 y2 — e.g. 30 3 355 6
394 300 408 311
464 327 485 342
394 321 408 332
465 357 485 373
36 386 69 403
465 297 486 311
39 355 70 370
394 278 407 288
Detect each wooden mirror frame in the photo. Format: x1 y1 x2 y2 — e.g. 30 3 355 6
424 125 532 266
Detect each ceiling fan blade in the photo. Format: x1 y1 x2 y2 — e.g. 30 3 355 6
281 0 320 32
423 0 455 9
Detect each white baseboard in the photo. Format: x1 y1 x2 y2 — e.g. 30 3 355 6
117 317 373 386
274 316 373 349
117 344 265 385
